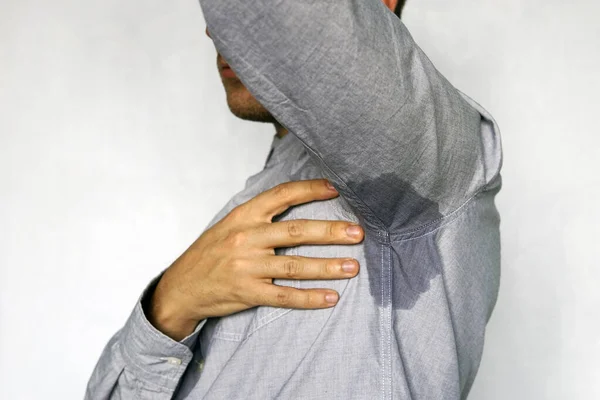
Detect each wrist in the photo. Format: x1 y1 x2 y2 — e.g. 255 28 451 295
143 277 200 342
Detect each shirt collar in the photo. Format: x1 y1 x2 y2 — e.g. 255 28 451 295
264 132 299 168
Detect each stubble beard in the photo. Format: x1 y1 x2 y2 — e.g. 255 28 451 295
222 78 277 124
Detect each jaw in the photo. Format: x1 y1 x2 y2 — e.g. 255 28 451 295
222 79 276 123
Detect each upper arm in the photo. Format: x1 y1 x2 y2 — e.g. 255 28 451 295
200 0 502 232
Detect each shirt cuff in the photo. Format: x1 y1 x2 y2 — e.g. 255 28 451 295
119 273 207 391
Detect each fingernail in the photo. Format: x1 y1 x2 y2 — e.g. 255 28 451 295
342 260 356 272
325 293 338 303
326 181 337 191
346 225 362 237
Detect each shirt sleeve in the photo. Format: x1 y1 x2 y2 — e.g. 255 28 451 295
199 0 502 232
85 273 207 399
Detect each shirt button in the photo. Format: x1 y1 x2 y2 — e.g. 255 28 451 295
160 357 182 365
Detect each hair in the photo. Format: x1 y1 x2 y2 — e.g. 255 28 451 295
394 0 407 18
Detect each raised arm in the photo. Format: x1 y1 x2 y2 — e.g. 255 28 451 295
200 0 502 232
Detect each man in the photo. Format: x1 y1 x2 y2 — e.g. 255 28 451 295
86 0 502 399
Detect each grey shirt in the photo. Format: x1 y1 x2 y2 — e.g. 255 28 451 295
85 1 503 399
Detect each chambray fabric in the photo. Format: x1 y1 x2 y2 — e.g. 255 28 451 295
85 1 503 399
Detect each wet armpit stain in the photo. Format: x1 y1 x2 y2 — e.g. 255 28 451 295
284 155 444 310
343 172 444 310
344 172 443 232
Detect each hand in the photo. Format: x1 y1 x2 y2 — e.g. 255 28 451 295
147 179 364 341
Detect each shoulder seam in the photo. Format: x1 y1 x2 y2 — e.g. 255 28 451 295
389 186 493 242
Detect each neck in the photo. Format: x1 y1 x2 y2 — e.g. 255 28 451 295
274 122 288 138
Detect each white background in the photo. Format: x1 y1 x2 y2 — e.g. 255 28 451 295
1 0 598 399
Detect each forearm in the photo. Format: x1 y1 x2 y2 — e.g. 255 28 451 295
146 270 205 342
85 275 206 399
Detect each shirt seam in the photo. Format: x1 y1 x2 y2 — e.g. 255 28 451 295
119 341 183 389
389 180 499 242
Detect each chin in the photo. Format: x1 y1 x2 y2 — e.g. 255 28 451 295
226 87 276 123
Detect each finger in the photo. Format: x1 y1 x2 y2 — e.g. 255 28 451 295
249 219 364 248
256 256 359 280
255 284 340 309
242 179 339 222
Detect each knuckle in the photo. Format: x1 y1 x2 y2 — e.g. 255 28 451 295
287 221 304 237
327 223 336 239
273 183 292 200
229 257 246 272
324 260 335 276
227 205 245 221
275 290 292 307
303 292 315 308
283 258 303 278
225 230 247 247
